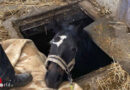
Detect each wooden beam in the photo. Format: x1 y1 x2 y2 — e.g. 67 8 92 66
79 0 101 20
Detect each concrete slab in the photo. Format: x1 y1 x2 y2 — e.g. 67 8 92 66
84 18 130 73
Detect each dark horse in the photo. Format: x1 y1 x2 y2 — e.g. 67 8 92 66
45 23 112 89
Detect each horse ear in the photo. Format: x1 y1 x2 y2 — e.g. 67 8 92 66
48 20 63 33
73 20 85 35
63 24 82 36
72 24 83 35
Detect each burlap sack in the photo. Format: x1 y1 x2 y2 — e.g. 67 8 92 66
1 39 82 90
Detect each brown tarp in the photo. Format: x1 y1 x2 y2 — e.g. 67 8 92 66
1 39 82 90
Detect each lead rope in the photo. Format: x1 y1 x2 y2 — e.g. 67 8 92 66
66 69 74 90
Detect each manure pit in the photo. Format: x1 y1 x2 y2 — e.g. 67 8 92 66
13 3 113 78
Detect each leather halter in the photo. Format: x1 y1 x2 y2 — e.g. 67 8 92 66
45 55 75 73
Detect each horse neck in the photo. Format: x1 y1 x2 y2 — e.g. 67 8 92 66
72 31 112 78
75 31 91 60
76 31 112 64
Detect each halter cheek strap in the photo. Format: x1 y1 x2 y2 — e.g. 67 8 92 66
45 55 75 89
45 55 75 73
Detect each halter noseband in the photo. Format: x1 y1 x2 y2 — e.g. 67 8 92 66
45 55 75 74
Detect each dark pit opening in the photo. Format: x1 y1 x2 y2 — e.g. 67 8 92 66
18 5 112 78
19 4 94 56
21 16 93 56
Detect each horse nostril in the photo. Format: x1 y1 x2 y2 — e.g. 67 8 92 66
45 78 59 89
56 74 63 82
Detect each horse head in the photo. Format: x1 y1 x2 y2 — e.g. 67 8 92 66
45 23 81 89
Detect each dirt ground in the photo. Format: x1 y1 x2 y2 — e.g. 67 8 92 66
0 0 67 41
0 26 10 41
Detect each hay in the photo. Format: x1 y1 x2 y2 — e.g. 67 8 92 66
0 0 66 20
97 63 130 90
0 0 67 40
0 0 65 5
0 26 10 42
76 62 130 90
88 0 112 16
